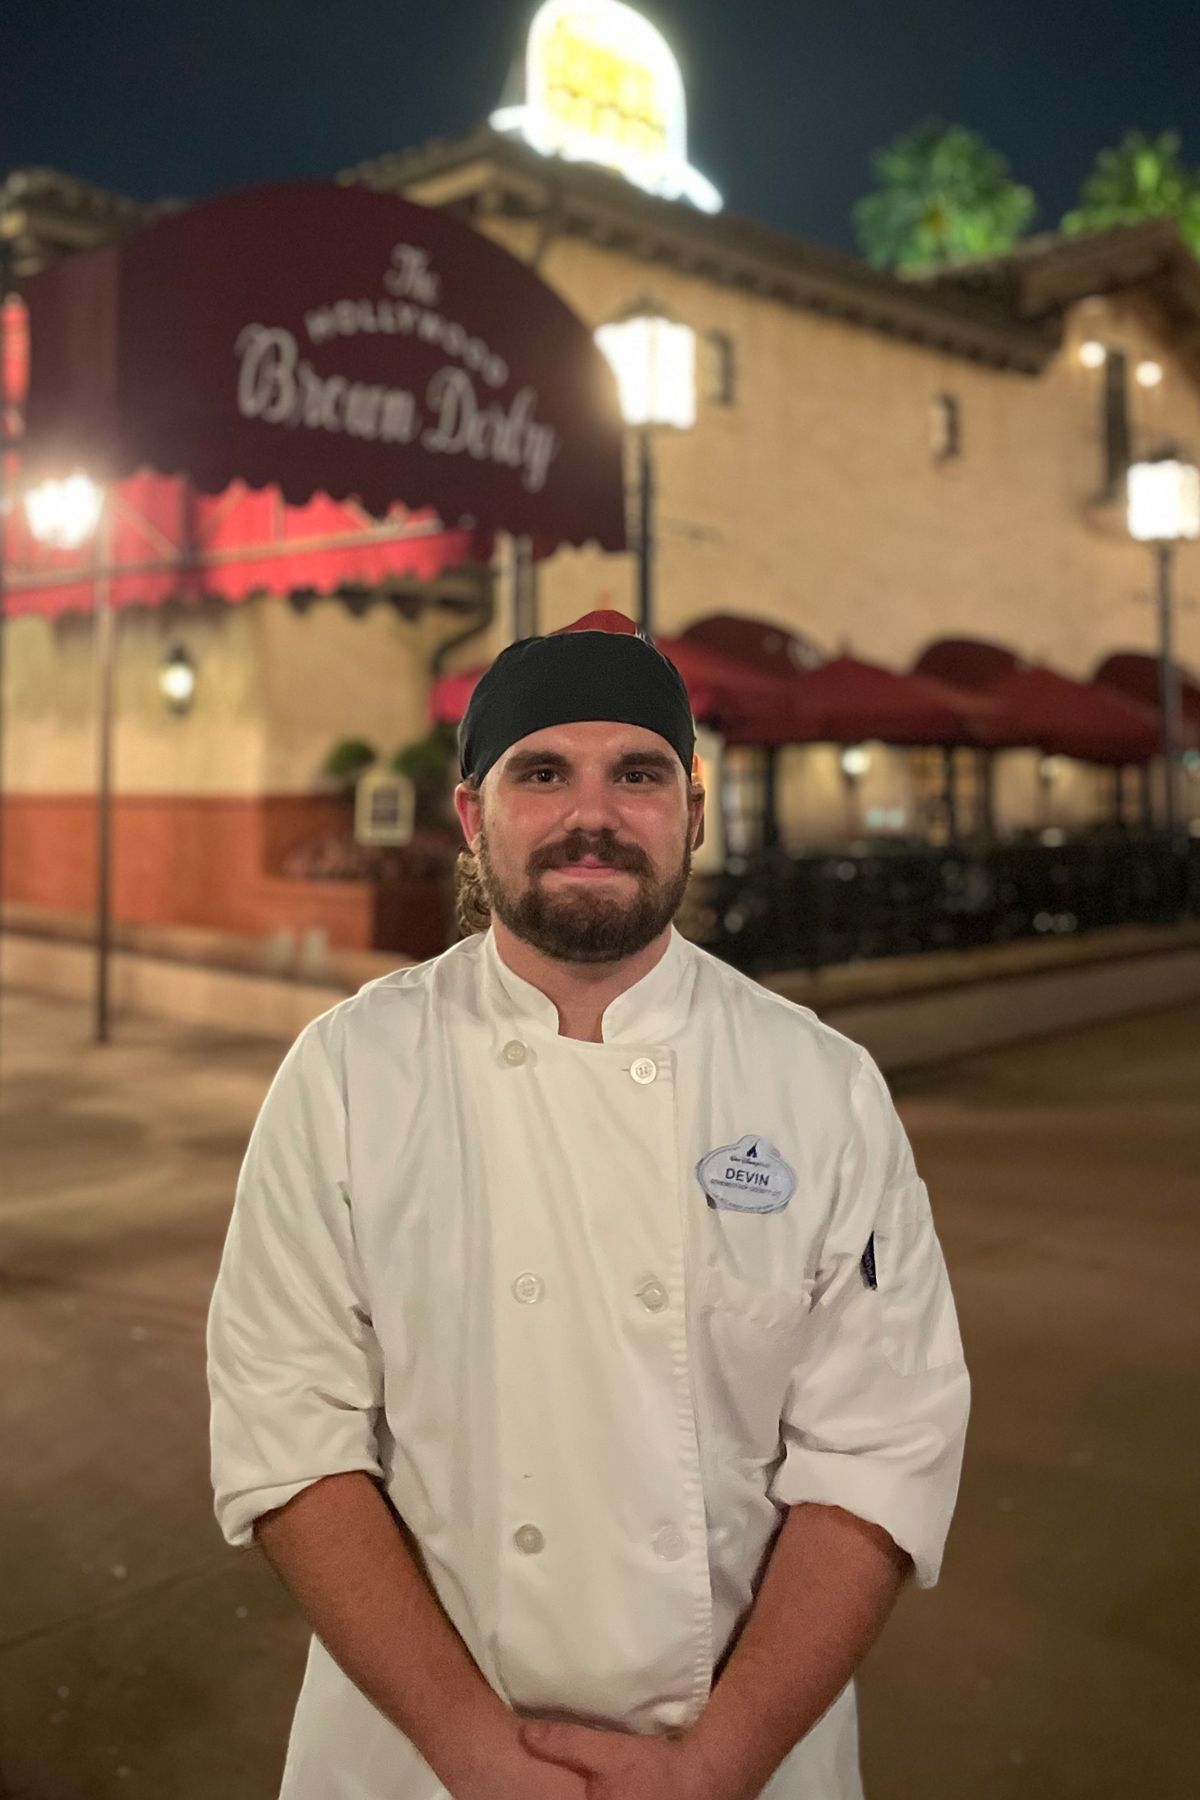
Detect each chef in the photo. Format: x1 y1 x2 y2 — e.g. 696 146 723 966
208 610 969 1800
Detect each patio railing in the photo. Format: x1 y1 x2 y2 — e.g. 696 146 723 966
690 830 1200 973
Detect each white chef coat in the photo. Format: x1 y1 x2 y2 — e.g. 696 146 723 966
208 926 969 1800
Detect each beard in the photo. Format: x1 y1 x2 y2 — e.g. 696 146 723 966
478 825 691 965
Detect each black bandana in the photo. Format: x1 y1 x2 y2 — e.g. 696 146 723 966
459 627 695 785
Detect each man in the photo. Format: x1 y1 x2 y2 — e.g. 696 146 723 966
208 611 969 1800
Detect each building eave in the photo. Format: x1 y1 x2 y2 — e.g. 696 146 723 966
925 219 1200 389
339 128 1060 375
0 165 170 279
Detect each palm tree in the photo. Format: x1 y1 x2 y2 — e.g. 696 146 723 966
1062 131 1200 256
854 120 1036 273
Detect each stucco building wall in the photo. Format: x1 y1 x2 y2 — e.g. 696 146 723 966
477 219 1200 681
6 202 1200 940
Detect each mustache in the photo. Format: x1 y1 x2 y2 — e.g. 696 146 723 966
528 829 653 877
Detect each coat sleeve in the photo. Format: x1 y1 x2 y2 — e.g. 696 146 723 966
207 1018 385 1547
767 1047 970 1586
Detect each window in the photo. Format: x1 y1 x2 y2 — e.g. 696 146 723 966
930 393 961 461
700 330 736 406
1103 349 1130 499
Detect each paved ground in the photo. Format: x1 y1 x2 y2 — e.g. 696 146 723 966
0 987 1197 1800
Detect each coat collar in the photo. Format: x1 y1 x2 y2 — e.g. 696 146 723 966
480 925 696 1046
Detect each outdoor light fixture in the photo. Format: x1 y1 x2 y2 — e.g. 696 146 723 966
595 312 697 430
1127 454 1200 838
491 0 723 213
1135 359 1164 389
595 305 697 636
1078 340 1107 370
1126 458 1200 544
24 472 104 548
159 644 196 715
841 745 872 779
21 469 117 1042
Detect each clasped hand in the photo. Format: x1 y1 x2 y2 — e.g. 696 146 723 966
516 1718 724 1800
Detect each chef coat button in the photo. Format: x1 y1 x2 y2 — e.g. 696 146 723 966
630 1056 657 1085
513 1523 545 1555
502 1039 528 1067
512 1271 545 1305
653 1524 687 1561
638 1279 668 1312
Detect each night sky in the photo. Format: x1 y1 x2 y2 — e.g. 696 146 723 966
5 0 1199 253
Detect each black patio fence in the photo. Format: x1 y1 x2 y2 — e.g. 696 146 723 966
691 830 1200 974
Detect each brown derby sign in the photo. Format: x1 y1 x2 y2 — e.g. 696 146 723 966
22 182 627 550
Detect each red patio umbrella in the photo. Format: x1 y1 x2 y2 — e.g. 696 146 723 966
656 635 799 737
429 621 797 742
1093 651 1200 745
721 653 995 747
679 612 825 675
974 665 1161 763
914 640 1162 762
2 182 628 1041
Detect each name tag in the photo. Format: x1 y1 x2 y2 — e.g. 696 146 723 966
697 1136 797 1214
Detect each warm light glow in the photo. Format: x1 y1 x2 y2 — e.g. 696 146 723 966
595 313 696 428
691 724 726 874
159 646 196 715
491 0 722 212
24 473 103 548
841 745 871 779
1078 340 1107 370
1135 359 1164 388
1127 458 1200 542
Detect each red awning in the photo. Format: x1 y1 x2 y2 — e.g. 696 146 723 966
914 640 1162 762
4 469 485 618
18 182 626 550
431 664 485 726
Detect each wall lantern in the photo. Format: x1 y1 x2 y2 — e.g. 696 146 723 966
1127 454 1200 838
159 644 197 715
1135 359 1164 389
840 745 872 779
1078 340 1107 370
24 472 104 549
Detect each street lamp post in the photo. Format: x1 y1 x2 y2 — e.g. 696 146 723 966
24 472 113 1040
595 307 695 638
1127 456 1200 838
